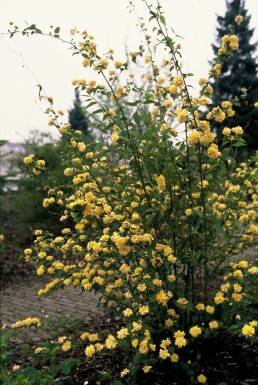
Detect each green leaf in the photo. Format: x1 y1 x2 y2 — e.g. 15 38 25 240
125 100 141 107
232 139 247 147
0 330 17 346
133 112 141 126
160 15 166 25
54 27 60 34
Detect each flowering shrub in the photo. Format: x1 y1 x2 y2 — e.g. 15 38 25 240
3 1 258 384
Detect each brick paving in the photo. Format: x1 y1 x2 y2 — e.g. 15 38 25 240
0 274 104 333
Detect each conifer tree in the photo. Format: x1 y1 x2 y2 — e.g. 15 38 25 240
210 0 258 160
68 90 90 138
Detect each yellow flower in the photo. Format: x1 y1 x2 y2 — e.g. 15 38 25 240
138 305 149 315
77 142 87 152
171 353 179 363
111 131 119 143
173 75 184 87
107 108 116 119
196 303 205 311
123 308 133 317
198 78 207 86
209 321 219 329
155 175 166 193
37 265 45 276
23 155 34 164
160 338 171 349
99 58 109 69
177 298 188 307
197 374 207 383
139 339 149 354
86 152 94 159
82 58 90 67
207 143 221 159
156 290 169 306
214 292 225 304
235 15 243 24
188 131 201 146
233 269 243 278
242 324 255 337
88 333 99 342
62 341 71 352
168 84 178 94
105 335 117 349
229 34 239 50
117 327 129 339
137 283 147 292
120 368 129 377
248 266 258 274
174 336 187 348
232 125 243 135
232 292 243 302
176 108 187 123
35 347 46 354
185 208 192 216
142 365 152 373
114 60 123 68
85 345 95 357
174 330 185 338
159 348 170 359
12 317 41 329
36 159 45 167
189 326 202 337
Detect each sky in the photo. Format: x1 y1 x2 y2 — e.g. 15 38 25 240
0 0 258 143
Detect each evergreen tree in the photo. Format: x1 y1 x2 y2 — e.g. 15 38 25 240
68 90 90 138
210 0 258 160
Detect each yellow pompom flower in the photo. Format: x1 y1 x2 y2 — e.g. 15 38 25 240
142 365 152 373
155 175 166 193
159 349 170 359
138 305 149 315
197 374 207 383
209 321 219 329
174 336 187 348
176 108 187 123
171 353 179 363
105 335 117 349
242 324 255 337
189 326 202 337
62 341 71 352
85 345 95 357
235 15 243 24
188 131 201 146
120 368 129 377
117 327 129 339
207 144 221 159
23 155 34 164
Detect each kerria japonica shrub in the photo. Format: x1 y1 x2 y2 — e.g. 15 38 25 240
5 1 258 384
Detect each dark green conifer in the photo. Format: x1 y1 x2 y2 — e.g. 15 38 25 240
210 0 258 160
68 90 89 137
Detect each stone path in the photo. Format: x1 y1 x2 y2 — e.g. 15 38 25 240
0 274 104 335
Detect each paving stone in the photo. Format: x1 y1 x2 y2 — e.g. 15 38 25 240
0 274 104 330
